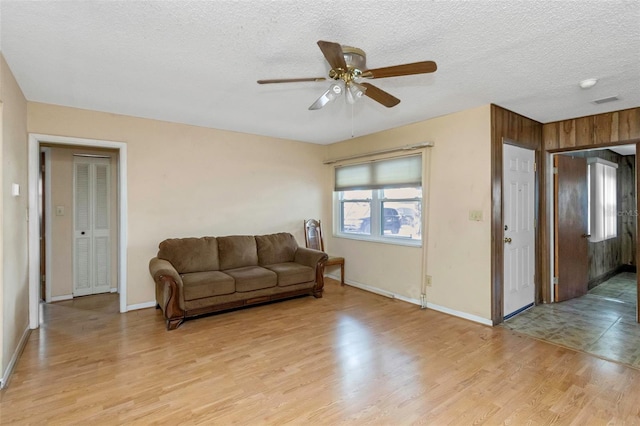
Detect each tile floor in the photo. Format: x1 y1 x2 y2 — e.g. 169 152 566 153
502 272 640 369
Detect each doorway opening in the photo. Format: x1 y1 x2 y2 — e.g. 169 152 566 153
549 144 637 307
40 146 119 304
28 134 128 329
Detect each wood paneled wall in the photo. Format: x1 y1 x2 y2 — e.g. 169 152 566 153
619 155 637 268
541 107 640 322
543 108 640 150
490 105 542 324
492 106 639 325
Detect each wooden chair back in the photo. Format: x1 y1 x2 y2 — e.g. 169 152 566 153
304 219 325 252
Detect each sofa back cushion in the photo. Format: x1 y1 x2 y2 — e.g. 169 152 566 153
218 235 259 270
256 233 298 266
157 237 219 274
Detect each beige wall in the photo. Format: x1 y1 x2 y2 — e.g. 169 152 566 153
1 54 29 378
46 146 119 298
27 103 327 306
325 105 493 320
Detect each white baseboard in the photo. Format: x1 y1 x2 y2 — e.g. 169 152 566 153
424 301 493 326
326 273 493 327
51 294 73 302
126 301 157 311
1 326 31 389
110 288 118 293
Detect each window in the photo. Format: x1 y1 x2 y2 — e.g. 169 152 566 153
335 155 423 244
588 157 617 242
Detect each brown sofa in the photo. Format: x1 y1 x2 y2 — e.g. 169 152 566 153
149 232 328 330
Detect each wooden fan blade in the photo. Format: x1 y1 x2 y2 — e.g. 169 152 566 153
257 77 326 84
363 61 437 79
360 82 400 108
317 40 347 70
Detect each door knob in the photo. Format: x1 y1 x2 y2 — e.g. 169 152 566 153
504 237 512 243
581 234 591 238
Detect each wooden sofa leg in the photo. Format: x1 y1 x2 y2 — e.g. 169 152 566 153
166 317 184 330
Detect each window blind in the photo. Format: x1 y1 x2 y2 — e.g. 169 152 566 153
588 158 617 242
335 154 422 191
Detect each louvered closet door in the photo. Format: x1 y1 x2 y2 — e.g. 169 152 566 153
74 157 111 296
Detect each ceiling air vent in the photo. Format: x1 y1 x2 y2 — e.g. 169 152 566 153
592 96 620 105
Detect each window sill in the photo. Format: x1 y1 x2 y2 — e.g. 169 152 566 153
334 232 422 248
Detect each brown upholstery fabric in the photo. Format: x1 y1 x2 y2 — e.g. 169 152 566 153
294 247 329 268
183 281 315 312
157 237 219 273
181 271 235 300
256 233 298 266
218 236 259 271
264 262 314 287
224 266 277 292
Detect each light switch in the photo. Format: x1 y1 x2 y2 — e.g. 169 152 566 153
12 183 20 197
56 206 65 216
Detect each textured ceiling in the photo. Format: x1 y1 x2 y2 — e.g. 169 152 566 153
1 1 639 145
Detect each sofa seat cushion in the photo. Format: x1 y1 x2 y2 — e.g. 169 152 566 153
181 271 235 300
264 262 314 287
224 266 277 292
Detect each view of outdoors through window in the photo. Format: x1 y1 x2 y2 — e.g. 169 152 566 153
340 187 422 241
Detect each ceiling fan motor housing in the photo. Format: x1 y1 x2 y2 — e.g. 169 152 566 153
329 46 367 82
342 46 366 70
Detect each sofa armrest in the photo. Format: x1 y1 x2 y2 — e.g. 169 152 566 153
294 247 328 269
149 257 185 330
295 248 328 298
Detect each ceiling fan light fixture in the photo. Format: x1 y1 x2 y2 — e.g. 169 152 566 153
346 82 366 104
329 83 342 97
308 83 343 110
265 40 437 110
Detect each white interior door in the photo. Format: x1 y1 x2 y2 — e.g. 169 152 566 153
74 157 111 296
503 143 535 318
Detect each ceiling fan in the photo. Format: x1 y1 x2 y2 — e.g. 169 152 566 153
257 40 437 110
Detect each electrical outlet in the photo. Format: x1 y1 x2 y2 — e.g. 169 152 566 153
425 275 432 287
469 210 483 221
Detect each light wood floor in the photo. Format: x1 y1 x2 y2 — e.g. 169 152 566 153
2 279 640 425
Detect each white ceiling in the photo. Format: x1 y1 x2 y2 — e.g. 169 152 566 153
1 1 639 145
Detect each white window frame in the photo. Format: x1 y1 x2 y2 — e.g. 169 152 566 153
587 157 617 242
334 189 423 246
333 154 423 247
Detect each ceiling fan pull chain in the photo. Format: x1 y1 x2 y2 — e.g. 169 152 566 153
351 102 354 138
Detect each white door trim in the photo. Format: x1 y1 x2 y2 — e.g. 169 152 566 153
547 152 556 303
28 133 128 329
42 146 53 303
